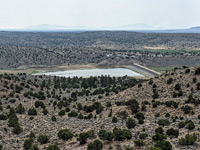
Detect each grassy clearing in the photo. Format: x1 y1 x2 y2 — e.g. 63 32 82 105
29 70 40 75
150 66 178 72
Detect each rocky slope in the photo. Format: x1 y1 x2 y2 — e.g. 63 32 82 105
0 67 200 150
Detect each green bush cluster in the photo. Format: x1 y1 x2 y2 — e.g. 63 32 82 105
98 129 114 141
83 102 104 114
8 108 23 134
134 139 145 147
77 130 95 144
157 119 170 126
113 127 132 141
166 128 179 138
179 133 197 146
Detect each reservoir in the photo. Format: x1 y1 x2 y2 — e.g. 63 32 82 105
36 68 143 78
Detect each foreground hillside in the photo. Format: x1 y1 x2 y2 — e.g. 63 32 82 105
0 67 200 150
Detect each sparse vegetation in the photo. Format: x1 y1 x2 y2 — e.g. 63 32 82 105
0 57 200 149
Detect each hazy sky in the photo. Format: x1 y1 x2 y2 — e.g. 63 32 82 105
0 0 200 29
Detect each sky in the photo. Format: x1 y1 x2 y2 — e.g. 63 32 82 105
0 0 200 29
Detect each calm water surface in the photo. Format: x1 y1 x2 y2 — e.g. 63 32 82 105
37 68 143 77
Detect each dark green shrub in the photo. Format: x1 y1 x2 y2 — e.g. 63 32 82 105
181 105 192 114
126 118 136 129
117 111 128 120
186 121 195 130
141 104 146 111
178 121 185 128
134 139 145 147
87 130 95 139
152 91 159 99
165 101 179 108
96 105 104 114
154 113 160 118
155 127 164 134
175 84 181 91
87 139 103 150
0 114 7 120
77 103 82 111
155 140 172 150
165 113 170 118
37 134 49 144
185 68 190 73
139 133 148 139
65 107 71 112
195 67 200 75
58 110 65 116
106 102 112 107
134 112 145 120
108 109 112 117
35 101 45 108
197 83 200 90
28 108 37 116
42 108 48 115
58 129 73 140
167 78 173 84
129 100 139 114
84 113 93 119
149 79 154 85
28 132 35 139
51 115 56 121
150 147 162 150
12 123 23 134
23 138 33 150
15 103 25 114
98 129 114 141
158 119 170 126
77 130 95 145
138 83 142 88
112 116 118 123
166 128 179 137
8 108 18 127
9 99 16 103
138 119 144 124
78 113 84 119
113 127 132 141
179 133 197 146
152 84 157 88
68 110 78 117
152 133 167 141
78 132 89 144
47 144 60 150
193 77 197 83
152 100 161 108
29 144 39 150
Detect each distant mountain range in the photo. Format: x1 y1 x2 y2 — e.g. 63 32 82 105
1 24 200 33
22 23 158 31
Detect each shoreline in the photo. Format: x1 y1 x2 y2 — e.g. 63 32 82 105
0 64 160 79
